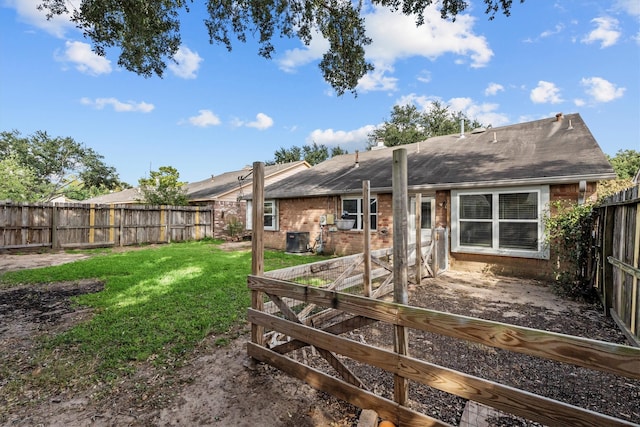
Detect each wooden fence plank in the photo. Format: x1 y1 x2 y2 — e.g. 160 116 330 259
0 202 213 250
249 309 637 427
247 343 451 427
248 275 640 379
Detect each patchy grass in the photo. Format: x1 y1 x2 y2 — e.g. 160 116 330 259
0 240 332 399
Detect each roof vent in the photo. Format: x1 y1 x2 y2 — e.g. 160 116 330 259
459 119 465 139
555 112 563 121
567 119 573 130
471 127 486 134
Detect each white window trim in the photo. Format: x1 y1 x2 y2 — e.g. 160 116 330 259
341 196 378 230
246 200 278 231
451 186 550 259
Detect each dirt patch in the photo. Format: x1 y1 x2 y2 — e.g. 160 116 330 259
0 253 638 426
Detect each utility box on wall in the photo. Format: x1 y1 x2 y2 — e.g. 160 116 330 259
286 231 309 253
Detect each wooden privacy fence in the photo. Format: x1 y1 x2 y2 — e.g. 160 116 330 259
593 186 640 346
0 202 213 250
248 261 640 427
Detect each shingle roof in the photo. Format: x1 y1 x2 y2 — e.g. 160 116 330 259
186 161 308 201
263 113 616 199
84 161 308 204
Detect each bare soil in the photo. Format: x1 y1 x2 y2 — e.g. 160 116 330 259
0 249 638 426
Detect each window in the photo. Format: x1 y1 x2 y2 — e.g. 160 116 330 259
246 200 278 231
341 197 377 230
451 187 549 259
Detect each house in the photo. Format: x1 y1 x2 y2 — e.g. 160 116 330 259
248 113 616 279
85 161 310 239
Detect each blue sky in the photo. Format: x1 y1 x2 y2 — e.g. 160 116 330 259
1 0 639 186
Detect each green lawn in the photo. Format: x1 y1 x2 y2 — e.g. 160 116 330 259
0 240 330 396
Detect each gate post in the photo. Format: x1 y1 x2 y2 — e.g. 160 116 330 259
392 148 409 406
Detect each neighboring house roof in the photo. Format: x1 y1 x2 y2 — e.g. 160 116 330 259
186 161 309 202
262 113 616 199
83 161 309 204
83 187 142 204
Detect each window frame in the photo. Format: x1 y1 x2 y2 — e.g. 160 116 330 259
246 199 278 231
451 186 549 259
341 196 378 231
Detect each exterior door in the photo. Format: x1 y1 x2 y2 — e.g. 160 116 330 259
408 195 435 244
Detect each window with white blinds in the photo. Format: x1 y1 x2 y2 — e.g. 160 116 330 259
452 187 549 259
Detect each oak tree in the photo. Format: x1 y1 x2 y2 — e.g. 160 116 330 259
39 0 522 95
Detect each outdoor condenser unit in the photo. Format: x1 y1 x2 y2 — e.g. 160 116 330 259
286 231 309 253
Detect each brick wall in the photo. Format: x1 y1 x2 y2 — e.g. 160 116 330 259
263 195 393 254
213 200 247 240
264 182 597 279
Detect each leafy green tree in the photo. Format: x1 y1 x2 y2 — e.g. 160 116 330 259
0 130 125 202
0 154 42 202
272 146 303 164
607 149 640 180
367 101 483 148
268 142 346 166
138 166 188 206
39 0 521 95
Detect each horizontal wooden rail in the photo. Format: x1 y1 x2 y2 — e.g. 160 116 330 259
247 342 452 427
249 309 637 427
608 256 640 279
248 275 640 380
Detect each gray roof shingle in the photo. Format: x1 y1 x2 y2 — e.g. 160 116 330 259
263 113 615 199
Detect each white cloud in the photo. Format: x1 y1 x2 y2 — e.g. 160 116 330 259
484 83 504 96
540 24 565 39
58 41 112 75
277 5 492 92
574 98 586 107
416 70 432 84
305 125 376 148
278 36 329 73
580 77 626 103
365 7 492 68
168 46 203 79
186 110 221 127
614 0 640 17
581 17 621 48
530 81 563 104
246 113 274 130
357 62 398 92
232 113 275 130
5 0 74 37
80 97 154 113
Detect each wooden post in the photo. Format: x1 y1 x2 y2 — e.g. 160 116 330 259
631 202 640 334
251 162 265 348
109 206 115 244
602 206 615 316
415 193 422 283
160 206 166 242
363 180 372 297
21 204 28 247
89 204 96 244
51 205 59 249
119 207 125 247
392 148 409 406
195 206 201 240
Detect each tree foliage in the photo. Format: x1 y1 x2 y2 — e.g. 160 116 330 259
268 142 347 166
38 0 522 95
607 149 640 180
0 154 41 202
367 101 484 148
138 166 189 206
0 130 125 202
